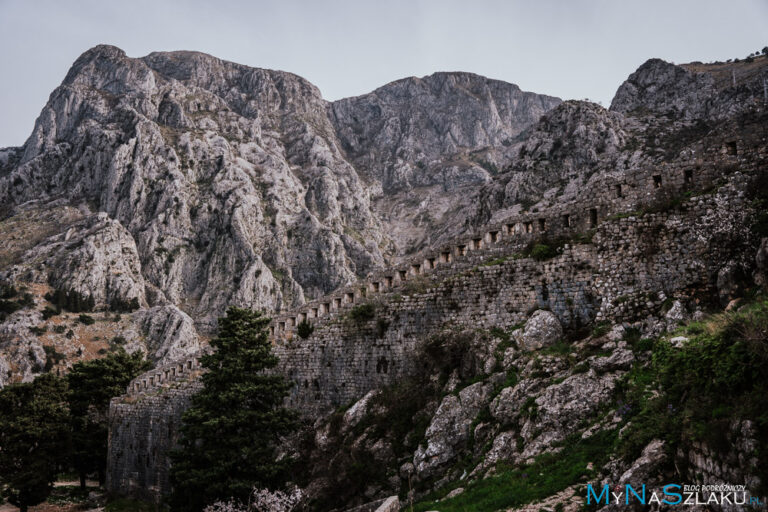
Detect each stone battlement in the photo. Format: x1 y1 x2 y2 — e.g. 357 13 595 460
267 135 754 341
125 350 210 397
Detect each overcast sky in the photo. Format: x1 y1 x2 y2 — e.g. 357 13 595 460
1 0 766 147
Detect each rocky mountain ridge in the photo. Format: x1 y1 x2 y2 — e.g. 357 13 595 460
1 45 767 511
0 45 563 383
1 49 766 387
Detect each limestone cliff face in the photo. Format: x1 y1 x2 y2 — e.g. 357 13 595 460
0 45 563 380
1 45 388 332
610 58 717 119
610 57 767 121
330 72 561 253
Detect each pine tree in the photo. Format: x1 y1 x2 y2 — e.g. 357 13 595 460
0 374 70 512
169 307 299 511
67 348 150 488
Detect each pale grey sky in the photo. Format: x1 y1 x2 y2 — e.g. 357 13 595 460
1 0 766 147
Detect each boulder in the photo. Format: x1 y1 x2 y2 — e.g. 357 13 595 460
516 310 563 351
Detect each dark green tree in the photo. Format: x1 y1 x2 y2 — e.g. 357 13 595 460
169 307 298 511
0 374 70 512
67 348 150 488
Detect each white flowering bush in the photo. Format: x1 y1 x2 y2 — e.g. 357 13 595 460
203 487 303 512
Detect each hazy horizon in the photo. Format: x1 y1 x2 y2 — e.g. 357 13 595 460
1 0 766 147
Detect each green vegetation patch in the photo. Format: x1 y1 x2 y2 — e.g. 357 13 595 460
105 497 156 512
413 429 616 512
348 303 376 322
618 297 768 490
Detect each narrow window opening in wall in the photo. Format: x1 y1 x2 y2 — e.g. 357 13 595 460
489 231 499 243
589 208 598 227
472 238 482 250
345 292 354 303
372 282 380 292
440 251 451 263
376 357 389 374
412 264 421 275
313 379 319 389
506 223 515 234
385 276 393 287
359 288 367 298
538 219 547 232
726 141 737 155
653 175 662 188
279 321 285 331
562 214 571 228
304 380 308 388
427 257 436 269
524 221 533 233
615 184 623 198
334 297 342 308
187 361 192 370
457 245 467 256
398 270 407 280
540 280 549 302
684 169 693 184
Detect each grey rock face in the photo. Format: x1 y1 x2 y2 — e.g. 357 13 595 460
610 59 716 119
516 309 563 350
0 46 563 365
1 45 389 333
331 72 560 193
2 213 146 309
619 439 666 484
413 381 492 478
134 305 203 364
517 370 620 460
330 72 561 254
468 100 634 227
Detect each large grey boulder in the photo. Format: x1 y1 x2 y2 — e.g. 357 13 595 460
516 310 563 351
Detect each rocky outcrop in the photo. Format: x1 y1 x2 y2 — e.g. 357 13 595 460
413 381 493 478
515 309 563 350
2 213 146 308
610 58 717 119
330 72 559 193
134 305 203 364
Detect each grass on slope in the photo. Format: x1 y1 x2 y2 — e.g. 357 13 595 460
412 429 616 512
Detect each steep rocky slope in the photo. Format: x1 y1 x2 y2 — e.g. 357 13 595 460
330 73 560 252
0 46 561 383
105 52 768 510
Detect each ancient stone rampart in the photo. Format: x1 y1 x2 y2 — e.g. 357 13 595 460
107 127 767 499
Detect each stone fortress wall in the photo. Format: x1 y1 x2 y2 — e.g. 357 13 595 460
107 124 767 500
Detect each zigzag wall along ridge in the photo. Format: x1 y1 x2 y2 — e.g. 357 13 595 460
106 123 766 500
123 132 756 401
